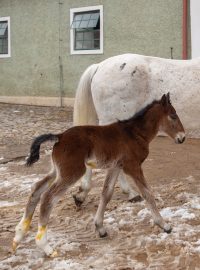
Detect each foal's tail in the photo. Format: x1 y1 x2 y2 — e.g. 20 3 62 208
73 64 99 126
26 134 59 166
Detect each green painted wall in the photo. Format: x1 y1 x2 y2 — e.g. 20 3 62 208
0 0 186 97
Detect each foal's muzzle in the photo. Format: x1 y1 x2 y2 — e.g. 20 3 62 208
175 132 186 144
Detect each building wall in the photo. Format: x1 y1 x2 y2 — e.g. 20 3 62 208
0 0 183 98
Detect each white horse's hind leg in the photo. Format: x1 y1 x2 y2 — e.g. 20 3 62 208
118 171 142 202
73 167 92 206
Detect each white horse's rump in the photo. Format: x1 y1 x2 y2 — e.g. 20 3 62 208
74 54 200 136
73 54 200 201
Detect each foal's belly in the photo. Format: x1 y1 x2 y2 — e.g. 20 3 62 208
85 157 120 170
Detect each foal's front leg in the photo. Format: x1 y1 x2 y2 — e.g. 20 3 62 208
124 165 172 233
95 168 120 237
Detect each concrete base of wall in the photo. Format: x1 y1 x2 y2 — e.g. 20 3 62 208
0 96 75 107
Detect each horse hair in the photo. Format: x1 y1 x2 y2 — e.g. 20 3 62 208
26 134 58 166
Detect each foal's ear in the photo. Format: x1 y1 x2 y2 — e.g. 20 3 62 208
166 92 171 104
161 93 171 107
161 94 167 106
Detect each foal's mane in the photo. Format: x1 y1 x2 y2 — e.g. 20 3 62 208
118 99 159 124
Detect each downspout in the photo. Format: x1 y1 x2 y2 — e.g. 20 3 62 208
182 0 188 59
58 0 64 107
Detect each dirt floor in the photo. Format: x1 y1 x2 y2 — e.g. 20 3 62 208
0 103 200 270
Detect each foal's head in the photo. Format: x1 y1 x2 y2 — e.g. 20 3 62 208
159 93 185 144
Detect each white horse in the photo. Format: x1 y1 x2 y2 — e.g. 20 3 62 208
73 53 200 203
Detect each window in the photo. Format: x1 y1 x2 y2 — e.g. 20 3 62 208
0 17 11 58
70 6 103 54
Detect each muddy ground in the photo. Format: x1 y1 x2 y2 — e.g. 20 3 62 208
0 103 200 270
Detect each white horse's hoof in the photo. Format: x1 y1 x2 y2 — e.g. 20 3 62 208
163 223 172 234
128 194 143 203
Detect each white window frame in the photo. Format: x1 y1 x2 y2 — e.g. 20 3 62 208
0 16 11 58
70 5 103 55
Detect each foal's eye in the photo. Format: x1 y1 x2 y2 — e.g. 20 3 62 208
170 114 177 120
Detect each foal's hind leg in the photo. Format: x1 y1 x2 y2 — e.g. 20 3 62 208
35 180 68 257
95 168 120 237
13 170 56 251
124 165 171 233
35 166 85 257
73 166 92 207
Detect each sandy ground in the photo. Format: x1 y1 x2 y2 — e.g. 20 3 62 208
0 103 200 270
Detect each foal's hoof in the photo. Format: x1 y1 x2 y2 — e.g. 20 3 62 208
129 195 143 203
99 231 108 238
12 240 18 252
73 195 83 207
163 224 172 234
49 250 58 258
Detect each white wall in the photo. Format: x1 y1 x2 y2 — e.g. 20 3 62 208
190 0 200 58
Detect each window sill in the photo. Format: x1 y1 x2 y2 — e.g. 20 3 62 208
70 49 103 55
0 54 11 58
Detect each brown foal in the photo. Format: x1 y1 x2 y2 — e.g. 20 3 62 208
13 93 185 257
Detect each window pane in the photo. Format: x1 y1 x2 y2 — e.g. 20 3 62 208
0 22 8 36
76 31 84 41
79 20 89 28
75 40 83 50
71 20 81 29
94 39 100 49
94 30 100 39
0 22 7 29
82 13 91 20
87 19 98 28
0 28 5 36
83 40 92 49
84 31 93 40
74 14 82 21
90 13 99 20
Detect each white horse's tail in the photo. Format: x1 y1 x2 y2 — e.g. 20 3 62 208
73 64 99 126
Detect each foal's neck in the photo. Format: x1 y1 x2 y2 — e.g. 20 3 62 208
132 105 163 143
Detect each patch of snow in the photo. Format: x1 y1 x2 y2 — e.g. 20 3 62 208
0 167 7 172
50 259 83 270
183 197 200 210
0 200 18 207
60 241 81 252
161 207 195 220
185 175 195 182
0 180 12 188
137 208 151 219
104 216 115 224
